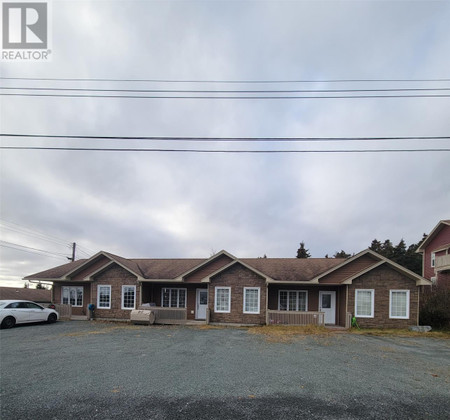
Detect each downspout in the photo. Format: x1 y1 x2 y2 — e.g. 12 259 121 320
417 286 420 326
265 282 269 325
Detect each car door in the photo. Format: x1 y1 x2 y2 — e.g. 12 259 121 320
6 302 30 323
25 302 47 322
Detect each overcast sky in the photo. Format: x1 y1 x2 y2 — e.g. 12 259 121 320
1 0 449 287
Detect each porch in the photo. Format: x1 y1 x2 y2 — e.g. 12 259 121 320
267 310 352 328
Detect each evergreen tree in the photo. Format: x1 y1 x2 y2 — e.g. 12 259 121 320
333 250 351 259
369 239 382 254
296 242 311 258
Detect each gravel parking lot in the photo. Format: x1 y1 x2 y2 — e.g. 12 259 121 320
1 321 449 419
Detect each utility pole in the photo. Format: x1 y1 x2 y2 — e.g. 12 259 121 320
68 242 76 261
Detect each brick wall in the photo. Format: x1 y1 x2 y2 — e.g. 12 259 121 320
91 264 140 320
209 263 266 325
348 265 418 328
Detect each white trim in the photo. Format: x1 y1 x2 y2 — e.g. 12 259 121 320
121 285 136 310
214 286 231 313
243 287 260 314
278 290 308 311
97 285 111 309
389 290 410 319
431 252 436 268
161 287 187 308
61 286 83 307
319 290 336 325
355 289 374 318
195 288 208 319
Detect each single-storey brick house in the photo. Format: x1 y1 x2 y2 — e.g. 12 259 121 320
24 249 431 328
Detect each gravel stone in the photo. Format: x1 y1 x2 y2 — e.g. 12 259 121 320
1 321 449 419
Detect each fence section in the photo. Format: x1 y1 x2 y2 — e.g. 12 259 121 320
267 310 325 326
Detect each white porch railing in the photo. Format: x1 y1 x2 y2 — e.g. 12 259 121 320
267 310 325 326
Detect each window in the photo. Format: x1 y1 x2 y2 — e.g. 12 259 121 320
355 289 374 318
161 288 186 308
215 287 231 313
390 290 410 319
122 285 136 310
97 285 111 309
278 290 308 311
431 252 435 267
244 287 260 314
62 286 83 307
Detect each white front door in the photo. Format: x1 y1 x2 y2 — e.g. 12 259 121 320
196 289 208 320
319 291 336 324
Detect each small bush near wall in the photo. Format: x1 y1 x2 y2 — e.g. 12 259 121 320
420 286 450 329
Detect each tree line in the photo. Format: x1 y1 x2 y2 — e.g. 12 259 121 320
296 235 426 275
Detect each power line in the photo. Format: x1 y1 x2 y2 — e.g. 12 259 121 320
1 134 449 142
1 76 450 83
0 218 97 256
0 146 448 153
0 240 70 258
0 219 72 247
2 86 450 94
0 244 68 261
2 93 450 99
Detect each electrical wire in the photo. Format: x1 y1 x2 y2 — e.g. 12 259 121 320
1 146 448 153
0 244 68 260
1 134 449 142
2 92 450 99
2 86 450 94
0 240 71 258
1 76 450 83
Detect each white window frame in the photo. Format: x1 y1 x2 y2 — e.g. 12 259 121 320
161 288 187 308
355 289 374 318
121 285 136 310
389 290 410 319
243 287 260 314
214 287 231 313
61 286 83 307
278 290 308 311
431 252 435 268
97 285 111 309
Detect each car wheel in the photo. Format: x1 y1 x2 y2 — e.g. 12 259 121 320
47 313 57 323
1 316 16 329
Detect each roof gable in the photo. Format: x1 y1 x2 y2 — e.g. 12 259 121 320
314 249 431 286
417 219 450 253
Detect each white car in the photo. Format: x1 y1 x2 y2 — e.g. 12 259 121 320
0 300 59 329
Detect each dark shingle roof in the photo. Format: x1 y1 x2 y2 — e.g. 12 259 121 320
24 259 87 280
242 258 343 281
23 252 352 283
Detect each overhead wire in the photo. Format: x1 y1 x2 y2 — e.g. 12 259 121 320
2 92 450 99
1 146 448 153
1 134 449 142
1 76 450 83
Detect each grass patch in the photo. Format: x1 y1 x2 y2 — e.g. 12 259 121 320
248 325 332 342
349 328 450 339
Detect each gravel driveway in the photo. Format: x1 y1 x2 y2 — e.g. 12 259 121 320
1 321 449 419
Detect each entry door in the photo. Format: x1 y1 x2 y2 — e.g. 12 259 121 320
319 291 336 324
196 289 208 319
